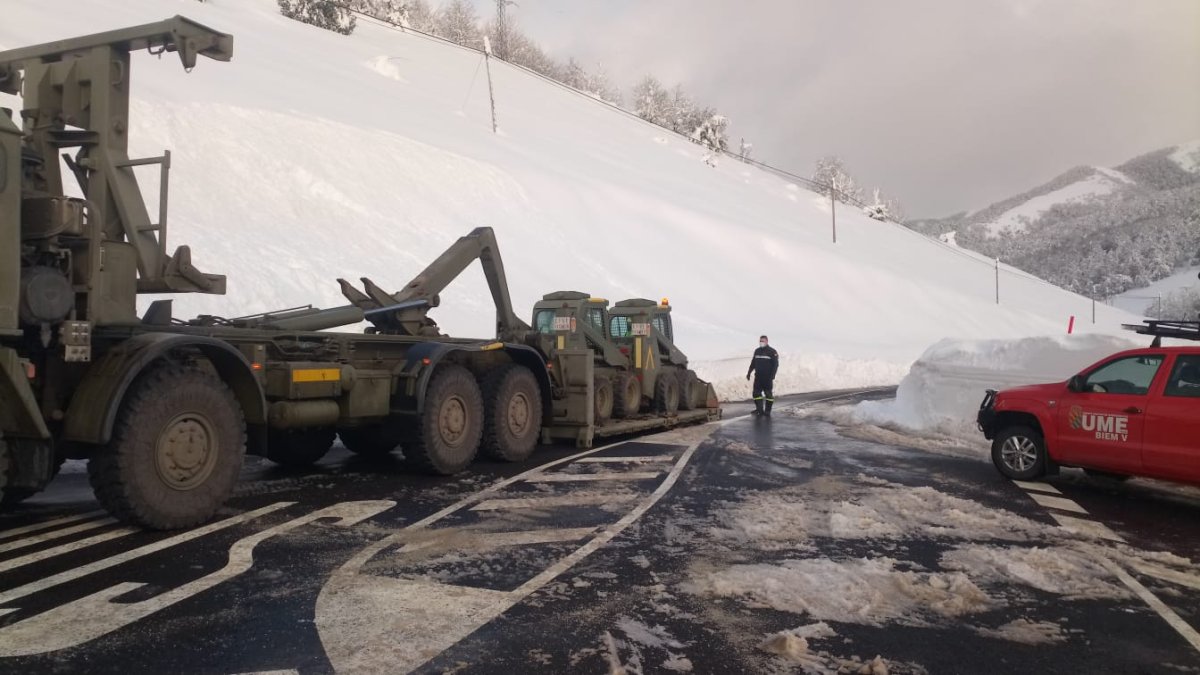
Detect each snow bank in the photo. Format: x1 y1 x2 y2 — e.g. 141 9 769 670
842 334 1140 444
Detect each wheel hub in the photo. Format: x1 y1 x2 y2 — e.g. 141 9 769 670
1001 436 1038 472
156 413 218 490
508 392 531 435
439 396 468 446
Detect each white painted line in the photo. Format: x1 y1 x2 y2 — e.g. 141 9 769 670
1013 480 1062 494
1050 513 1125 542
0 517 120 555
1028 492 1088 514
0 511 106 541
472 493 636 511
1131 561 1200 592
0 526 137 573
576 456 676 464
525 471 662 483
0 501 392 657
0 502 293 610
1097 555 1200 654
398 527 596 555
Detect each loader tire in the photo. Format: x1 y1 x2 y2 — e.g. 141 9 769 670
655 372 680 415
0 442 61 507
339 424 403 458
88 363 245 530
613 373 642 419
404 365 483 475
482 365 544 462
677 370 698 411
266 428 336 469
593 377 614 424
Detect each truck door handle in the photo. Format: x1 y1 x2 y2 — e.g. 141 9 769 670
1123 407 1143 415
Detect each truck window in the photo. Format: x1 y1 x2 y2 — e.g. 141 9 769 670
587 308 605 331
534 310 556 334
1083 355 1164 395
610 316 631 337
652 316 673 341
1165 356 1200 398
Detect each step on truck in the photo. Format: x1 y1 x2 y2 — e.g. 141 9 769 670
0 17 720 529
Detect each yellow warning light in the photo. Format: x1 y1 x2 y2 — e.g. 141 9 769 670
660 297 670 307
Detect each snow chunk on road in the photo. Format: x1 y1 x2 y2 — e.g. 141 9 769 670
942 544 1130 600
687 557 992 626
975 618 1066 645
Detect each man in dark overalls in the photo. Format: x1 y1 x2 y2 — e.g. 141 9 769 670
746 335 779 416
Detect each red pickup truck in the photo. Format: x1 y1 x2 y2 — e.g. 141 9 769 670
978 321 1200 484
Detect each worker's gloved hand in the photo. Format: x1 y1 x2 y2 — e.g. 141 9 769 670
746 374 751 381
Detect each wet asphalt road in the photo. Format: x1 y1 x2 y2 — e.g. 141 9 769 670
2 388 1200 674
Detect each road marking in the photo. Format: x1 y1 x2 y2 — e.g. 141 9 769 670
1027 492 1088 514
576 456 676 464
0 511 106 541
0 526 137 574
1130 560 1200 592
472 493 636 511
0 502 293 611
1097 555 1200 654
1050 513 1125 542
0 501 393 657
0 517 120 555
397 527 596 555
317 430 712 675
525 471 663 483
1012 480 1062 494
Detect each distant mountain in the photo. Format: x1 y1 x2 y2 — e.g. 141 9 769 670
910 142 1200 298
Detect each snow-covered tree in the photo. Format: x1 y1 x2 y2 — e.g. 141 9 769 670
349 0 405 24
1157 287 1200 320
632 76 670 126
738 138 753 162
666 85 695 135
434 0 483 49
278 0 356 34
813 155 863 202
863 188 905 222
692 114 728 153
402 0 436 31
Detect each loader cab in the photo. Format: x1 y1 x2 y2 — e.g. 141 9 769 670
531 291 612 355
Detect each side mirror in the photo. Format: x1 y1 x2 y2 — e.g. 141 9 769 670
1068 375 1084 393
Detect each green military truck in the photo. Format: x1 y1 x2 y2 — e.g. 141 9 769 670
0 17 719 530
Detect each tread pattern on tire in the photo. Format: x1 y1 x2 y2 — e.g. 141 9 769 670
88 362 246 530
613 372 641 419
654 371 680 414
677 370 698 411
593 377 614 424
481 365 544 462
403 365 484 475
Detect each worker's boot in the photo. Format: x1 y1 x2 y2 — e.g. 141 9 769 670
764 398 773 417
753 398 764 416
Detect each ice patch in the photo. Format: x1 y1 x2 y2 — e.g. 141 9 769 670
974 618 1066 645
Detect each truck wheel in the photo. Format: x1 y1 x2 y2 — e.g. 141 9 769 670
593 377 614 423
88 363 246 530
339 424 403 458
991 425 1046 481
655 372 680 414
613 373 642 419
266 428 336 469
481 365 544 462
677 370 698 411
0 438 60 507
404 365 483 475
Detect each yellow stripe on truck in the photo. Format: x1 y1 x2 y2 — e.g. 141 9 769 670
635 337 642 368
292 368 341 383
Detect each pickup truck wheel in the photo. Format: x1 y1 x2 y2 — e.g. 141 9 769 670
339 424 403 458
677 370 698 411
481 365 544 462
266 428 336 469
404 365 483 475
613 373 641 419
89 363 245 530
655 372 680 414
593 377 614 423
991 425 1046 481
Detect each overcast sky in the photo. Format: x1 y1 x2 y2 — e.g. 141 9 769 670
466 0 1200 218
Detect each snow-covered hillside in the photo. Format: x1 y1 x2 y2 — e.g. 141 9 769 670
0 0 1138 395
980 168 1130 237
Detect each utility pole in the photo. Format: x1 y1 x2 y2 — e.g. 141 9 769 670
994 258 1000 304
494 0 517 61
830 187 838 244
482 36 498 134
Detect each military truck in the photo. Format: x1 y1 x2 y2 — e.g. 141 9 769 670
0 17 719 530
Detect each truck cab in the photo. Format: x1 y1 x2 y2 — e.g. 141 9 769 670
608 298 699 412
979 321 1200 485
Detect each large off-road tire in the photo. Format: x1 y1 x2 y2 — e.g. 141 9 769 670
677 370 698 411
654 371 681 415
88 363 246 530
593 377 614 424
990 425 1047 481
403 365 483 475
0 437 60 507
613 373 642 419
339 424 403 458
266 428 336 469
481 365 544 462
